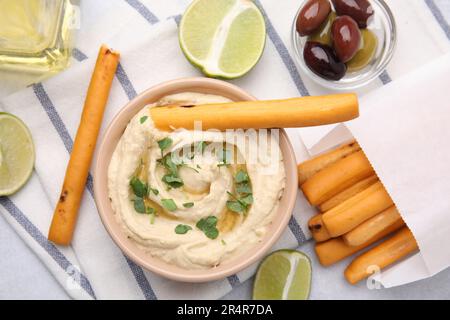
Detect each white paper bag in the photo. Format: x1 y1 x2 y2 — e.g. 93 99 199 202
308 53 450 287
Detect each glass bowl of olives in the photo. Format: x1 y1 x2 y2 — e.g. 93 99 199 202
292 0 396 90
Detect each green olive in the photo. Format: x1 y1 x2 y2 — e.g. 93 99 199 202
346 29 378 72
308 12 336 46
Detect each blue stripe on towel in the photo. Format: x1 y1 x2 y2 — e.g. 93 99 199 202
379 70 392 85
32 83 74 154
253 0 310 97
0 197 97 299
115 63 138 100
227 275 241 288
171 14 182 26
252 0 309 246
72 51 138 100
72 48 88 62
124 0 159 24
31 83 96 198
288 216 307 244
32 81 157 300
350 1 450 86
124 257 158 300
378 0 450 88
72 50 139 101
426 0 450 40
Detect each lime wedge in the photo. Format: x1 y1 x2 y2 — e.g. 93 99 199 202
0 112 35 196
253 250 312 300
179 0 266 79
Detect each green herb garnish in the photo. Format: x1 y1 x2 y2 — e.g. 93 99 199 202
196 218 206 230
161 199 177 211
205 228 219 239
149 187 159 196
196 216 219 239
161 154 178 175
146 207 156 224
236 183 252 194
133 198 146 213
130 177 148 198
157 137 173 154
175 224 192 234
162 174 184 188
183 202 194 208
226 170 253 214
226 200 246 213
140 116 148 124
226 191 240 201
196 216 218 230
159 154 187 189
221 239 226 245
235 170 249 183
239 194 253 206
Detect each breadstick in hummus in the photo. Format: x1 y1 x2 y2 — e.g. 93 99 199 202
150 94 359 131
48 45 120 245
301 150 374 205
318 175 378 212
342 206 404 247
315 219 405 266
344 227 418 284
322 181 394 237
297 140 360 185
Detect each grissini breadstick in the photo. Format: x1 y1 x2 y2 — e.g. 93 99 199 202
343 206 404 247
315 219 405 266
48 45 120 245
322 181 393 237
150 94 359 131
301 150 374 205
344 227 418 284
318 175 378 212
308 214 331 242
297 140 360 185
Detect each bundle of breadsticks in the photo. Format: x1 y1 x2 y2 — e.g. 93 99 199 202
298 140 419 284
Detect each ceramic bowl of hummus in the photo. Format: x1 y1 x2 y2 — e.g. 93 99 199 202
93 77 298 282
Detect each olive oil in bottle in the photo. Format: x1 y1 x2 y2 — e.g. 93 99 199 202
0 0 76 75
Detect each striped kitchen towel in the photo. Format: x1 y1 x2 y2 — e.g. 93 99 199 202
0 0 449 299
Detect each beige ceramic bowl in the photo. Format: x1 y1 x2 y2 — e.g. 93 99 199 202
93 77 298 282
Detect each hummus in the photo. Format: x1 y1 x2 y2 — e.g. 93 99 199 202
108 93 285 269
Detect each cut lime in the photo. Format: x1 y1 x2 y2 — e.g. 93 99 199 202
253 250 312 300
0 112 35 196
179 0 266 79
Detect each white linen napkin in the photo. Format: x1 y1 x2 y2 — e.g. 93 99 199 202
0 0 316 300
0 0 449 299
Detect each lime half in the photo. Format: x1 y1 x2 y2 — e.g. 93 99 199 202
179 0 266 79
0 113 35 196
253 250 312 300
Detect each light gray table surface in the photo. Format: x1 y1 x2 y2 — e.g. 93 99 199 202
1 0 450 300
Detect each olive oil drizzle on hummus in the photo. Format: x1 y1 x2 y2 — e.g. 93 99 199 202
130 143 251 234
